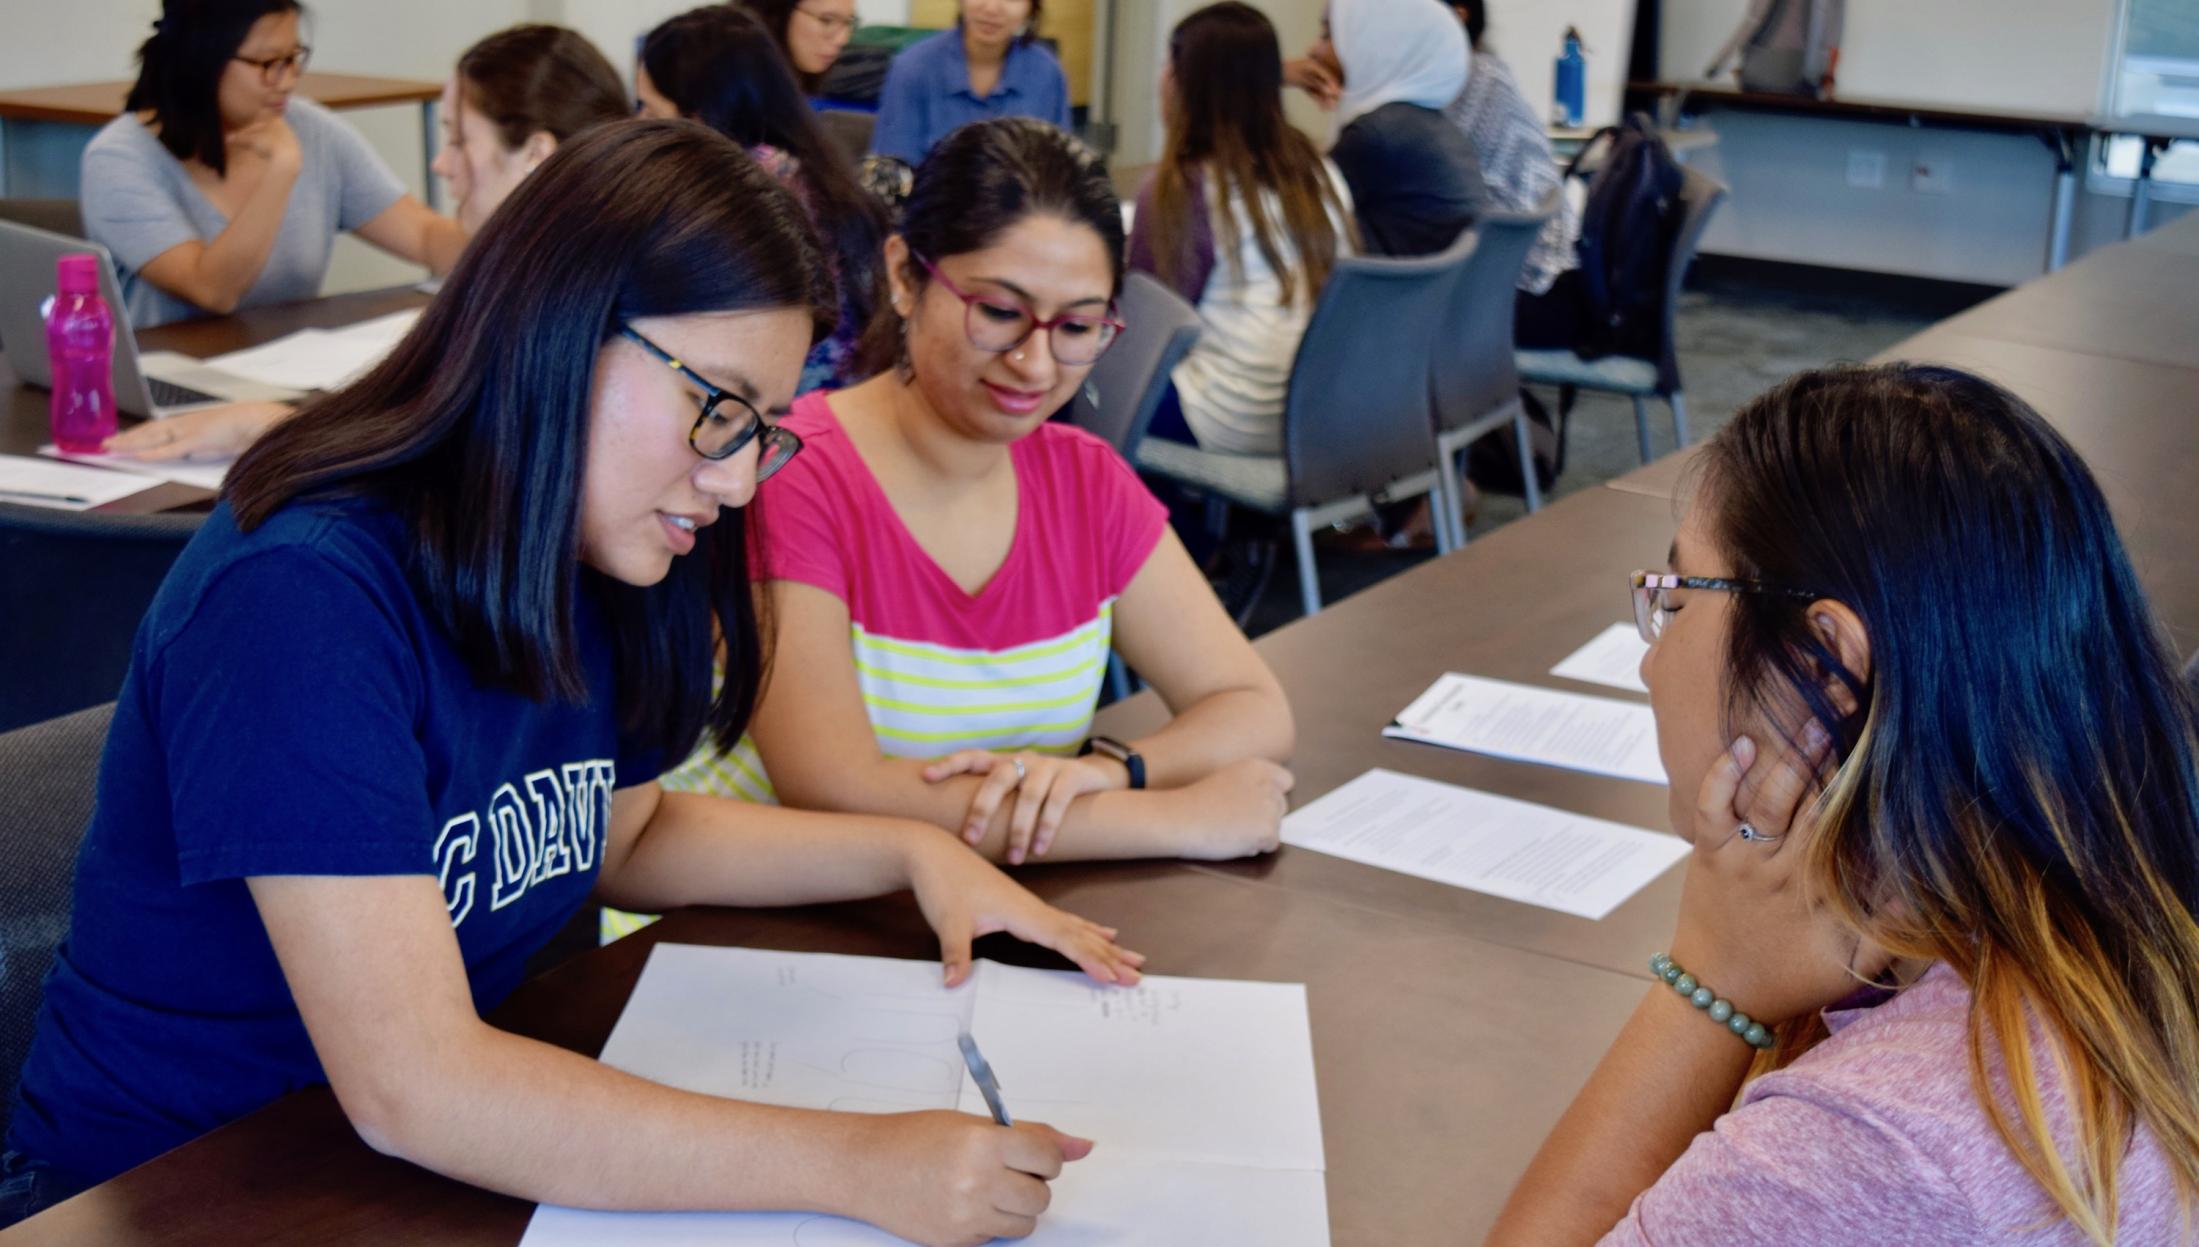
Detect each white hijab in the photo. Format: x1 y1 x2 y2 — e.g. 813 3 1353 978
1330 0 1471 129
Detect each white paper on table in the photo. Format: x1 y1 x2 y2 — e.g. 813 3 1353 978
1383 673 1667 785
1549 622 1650 694
1283 768 1688 919
520 1157 1327 1247
40 445 229 493
203 309 421 392
519 945 1327 1247
952 960 1324 1173
0 454 156 510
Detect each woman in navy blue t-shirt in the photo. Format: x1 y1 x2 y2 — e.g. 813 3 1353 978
5 119 1139 1244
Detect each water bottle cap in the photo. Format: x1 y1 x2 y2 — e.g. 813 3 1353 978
55 253 100 296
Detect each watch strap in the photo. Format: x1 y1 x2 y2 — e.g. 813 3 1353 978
1079 735 1146 789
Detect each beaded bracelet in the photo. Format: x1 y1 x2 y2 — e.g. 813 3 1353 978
1651 953 1776 1050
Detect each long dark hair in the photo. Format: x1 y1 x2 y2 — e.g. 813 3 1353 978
1700 363 2199 1242
737 0 825 94
225 121 836 759
455 24 627 150
126 0 303 176
898 117 1123 307
643 5 893 380
1154 2 1352 304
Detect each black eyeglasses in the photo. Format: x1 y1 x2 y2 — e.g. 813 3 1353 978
1630 571 1818 644
617 325 802 480
233 46 311 83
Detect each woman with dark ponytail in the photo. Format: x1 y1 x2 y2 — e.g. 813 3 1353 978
656 118 1296 877
83 0 465 325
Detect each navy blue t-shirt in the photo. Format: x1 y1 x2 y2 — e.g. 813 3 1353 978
8 497 661 1186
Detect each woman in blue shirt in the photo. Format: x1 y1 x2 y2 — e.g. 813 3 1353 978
870 0 1071 164
4 120 1139 1242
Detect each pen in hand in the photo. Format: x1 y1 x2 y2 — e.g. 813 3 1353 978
957 1032 1013 1127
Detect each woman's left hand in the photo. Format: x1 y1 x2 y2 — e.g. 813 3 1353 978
103 401 292 461
923 750 1125 865
1668 721 1892 1028
904 829 1147 988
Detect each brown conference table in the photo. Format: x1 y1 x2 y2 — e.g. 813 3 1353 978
8 210 2199 1243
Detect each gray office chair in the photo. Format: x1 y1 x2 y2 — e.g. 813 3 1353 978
1516 166 1727 464
1068 271 1202 460
1430 191 1561 548
1134 233 1466 617
0 702 110 1135
0 199 84 242
0 504 203 735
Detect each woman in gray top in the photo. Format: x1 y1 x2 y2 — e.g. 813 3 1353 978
81 0 465 326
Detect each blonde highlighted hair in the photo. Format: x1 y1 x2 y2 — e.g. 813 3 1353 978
1701 364 2199 1244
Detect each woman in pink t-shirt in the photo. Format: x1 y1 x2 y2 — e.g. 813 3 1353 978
1488 365 2199 1244
665 118 1296 867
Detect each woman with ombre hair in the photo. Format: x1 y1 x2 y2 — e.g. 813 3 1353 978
1491 363 2199 1246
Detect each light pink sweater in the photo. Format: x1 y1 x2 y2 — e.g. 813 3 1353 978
1600 963 2186 1245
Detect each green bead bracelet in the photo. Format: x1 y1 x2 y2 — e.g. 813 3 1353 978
1651 952 1775 1051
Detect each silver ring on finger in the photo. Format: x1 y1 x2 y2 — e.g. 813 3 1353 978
1011 757 1027 785
1736 820 1782 844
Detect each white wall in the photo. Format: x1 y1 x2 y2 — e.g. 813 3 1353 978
1663 0 2118 117
1660 0 2174 284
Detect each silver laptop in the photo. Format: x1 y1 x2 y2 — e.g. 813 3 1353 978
0 219 297 418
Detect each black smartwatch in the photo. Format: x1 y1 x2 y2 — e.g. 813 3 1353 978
1078 735 1146 789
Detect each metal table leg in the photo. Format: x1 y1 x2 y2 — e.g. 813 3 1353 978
420 97 441 213
2127 136 2163 239
2044 127 2078 272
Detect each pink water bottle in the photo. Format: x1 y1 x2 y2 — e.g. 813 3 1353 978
46 253 117 454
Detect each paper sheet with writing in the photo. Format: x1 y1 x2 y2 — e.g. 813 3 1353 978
41 445 229 493
518 946 1328 1247
1383 673 1667 785
0 454 155 510
203 309 421 392
1283 768 1688 918
1549 623 1650 694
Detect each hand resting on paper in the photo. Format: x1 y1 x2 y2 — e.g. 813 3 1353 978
905 826 1148 987
104 401 293 462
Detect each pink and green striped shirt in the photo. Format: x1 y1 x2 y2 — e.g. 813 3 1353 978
663 391 1169 802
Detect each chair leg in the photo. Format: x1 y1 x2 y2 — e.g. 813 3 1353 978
1514 409 1542 513
1631 395 1654 464
1668 391 1690 447
1289 509 1322 617
1435 445 1466 551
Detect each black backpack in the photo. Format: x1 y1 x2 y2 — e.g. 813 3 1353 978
1566 113 1684 361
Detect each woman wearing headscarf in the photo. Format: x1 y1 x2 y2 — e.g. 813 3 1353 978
1304 0 1490 256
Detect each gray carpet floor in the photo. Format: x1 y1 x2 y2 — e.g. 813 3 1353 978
1210 265 1985 639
